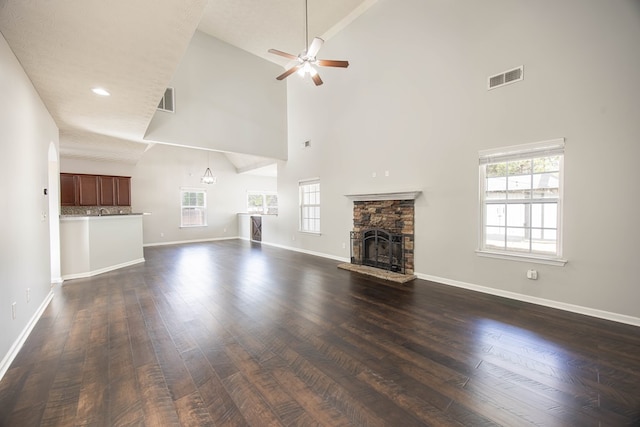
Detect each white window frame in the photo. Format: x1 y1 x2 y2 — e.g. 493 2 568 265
477 139 567 266
180 188 207 228
247 191 278 215
299 178 321 234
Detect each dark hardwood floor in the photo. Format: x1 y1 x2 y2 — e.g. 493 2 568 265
1 240 639 426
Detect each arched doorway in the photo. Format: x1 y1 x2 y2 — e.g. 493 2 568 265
48 142 61 284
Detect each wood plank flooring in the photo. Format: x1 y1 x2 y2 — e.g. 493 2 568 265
1 239 639 426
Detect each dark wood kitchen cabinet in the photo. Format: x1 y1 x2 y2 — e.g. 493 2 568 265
61 173 131 207
77 175 98 206
60 173 77 206
116 177 131 206
99 176 116 206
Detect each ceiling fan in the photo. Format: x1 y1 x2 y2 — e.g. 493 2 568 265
268 0 349 86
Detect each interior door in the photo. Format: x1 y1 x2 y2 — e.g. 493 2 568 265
251 216 262 242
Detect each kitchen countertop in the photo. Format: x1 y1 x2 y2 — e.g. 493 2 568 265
60 213 150 219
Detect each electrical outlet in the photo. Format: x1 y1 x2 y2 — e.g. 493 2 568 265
372 172 377 178
342 242 346 249
385 170 390 177
292 235 296 241
160 232 164 237
527 269 538 280
223 228 227 233
11 302 16 320
27 288 30 303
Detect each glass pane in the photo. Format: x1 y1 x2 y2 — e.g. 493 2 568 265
486 176 506 192
266 195 278 206
506 227 529 251
532 230 556 254
531 228 542 239
507 175 531 199
532 172 559 198
531 203 543 228
508 159 532 175
486 162 506 178
485 226 505 249
544 203 557 228
533 156 560 173
486 176 507 201
506 204 526 227
248 194 264 213
485 204 506 226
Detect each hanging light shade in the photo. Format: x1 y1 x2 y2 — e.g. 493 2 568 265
201 152 217 184
201 167 216 184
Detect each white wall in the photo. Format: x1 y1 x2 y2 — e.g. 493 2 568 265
145 30 288 160
269 0 640 321
132 144 276 245
61 157 135 177
0 33 59 376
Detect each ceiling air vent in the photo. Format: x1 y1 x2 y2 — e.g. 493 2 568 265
488 66 523 90
157 87 175 112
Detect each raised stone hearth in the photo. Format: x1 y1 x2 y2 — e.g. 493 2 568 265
345 191 420 279
337 263 417 283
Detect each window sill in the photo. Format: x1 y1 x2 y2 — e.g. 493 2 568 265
299 230 322 236
180 225 207 229
476 249 567 266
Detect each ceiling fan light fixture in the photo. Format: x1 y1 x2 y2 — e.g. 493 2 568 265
268 0 348 86
298 61 317 77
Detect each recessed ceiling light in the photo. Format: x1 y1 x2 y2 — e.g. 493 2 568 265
91 87 110 96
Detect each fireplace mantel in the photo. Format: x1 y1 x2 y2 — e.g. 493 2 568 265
344 190 422 202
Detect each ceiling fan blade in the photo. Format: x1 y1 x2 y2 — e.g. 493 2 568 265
307 37 324 57
276 64 302 80
316 59 349 68
311 73 323 86
268 49 298 61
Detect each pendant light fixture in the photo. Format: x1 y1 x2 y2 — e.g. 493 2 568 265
201 152 217 184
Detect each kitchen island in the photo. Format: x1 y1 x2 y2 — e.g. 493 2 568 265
60 214 145 281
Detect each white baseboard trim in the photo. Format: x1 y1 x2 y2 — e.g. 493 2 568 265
144 236 239 247
51 276 63 284
62 258 145 282
0 289 54 382
415 272 640 327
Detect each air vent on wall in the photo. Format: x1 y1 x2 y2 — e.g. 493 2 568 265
157 87 175 112
488 66 523 90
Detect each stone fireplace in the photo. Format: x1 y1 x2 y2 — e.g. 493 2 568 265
345 191 420 277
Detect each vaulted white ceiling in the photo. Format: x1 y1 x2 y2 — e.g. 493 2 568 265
0 0 374 171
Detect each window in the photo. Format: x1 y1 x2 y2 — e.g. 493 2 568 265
299 179 320 233
247 191 278 215
478 139 566 265
180 188 207 227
